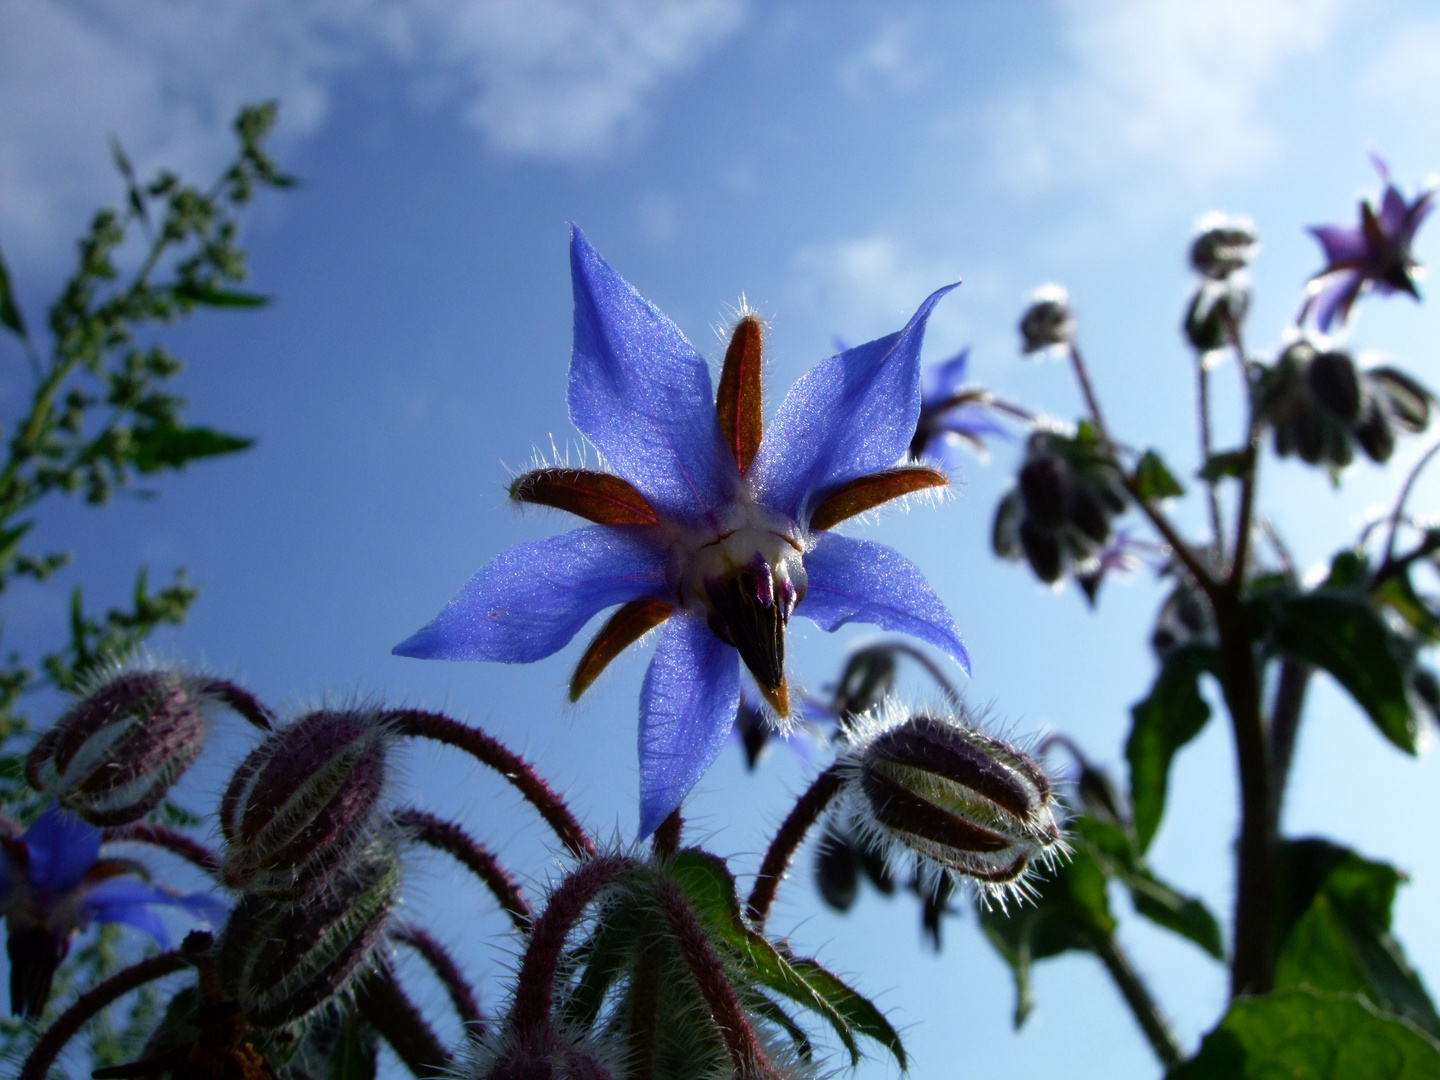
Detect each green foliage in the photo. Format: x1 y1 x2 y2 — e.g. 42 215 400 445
1126 645 1216 850
1277 840 1440 1037
1170 989 1440 1080
1198 449 1248 481
1134 449 1186 501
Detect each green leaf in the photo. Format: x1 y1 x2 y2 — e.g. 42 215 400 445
978 847 1114 1026
1261 589 1417 753
563 904 643 1033
1134 450 1185 500
787 957 906 1070
0 242 27 340
1278 840 1440 1037
1199 449 1248 481
326 1011 379 1080
171 281 270 308
742 991 813 1062
1126 646 1215 850
1126 869 1225 960
131 424 254 473
1169 989 1440 1079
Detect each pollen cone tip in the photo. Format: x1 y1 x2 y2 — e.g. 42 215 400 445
758 678 790 719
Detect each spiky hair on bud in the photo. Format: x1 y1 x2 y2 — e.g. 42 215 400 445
217 834 401 1029
832 701 1064 908
26 665 271 827
220 706 395 898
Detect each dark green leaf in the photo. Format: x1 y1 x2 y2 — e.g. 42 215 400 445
1134 450 1185 500
1277 840 1440 1037
1127 870 1225 960
1328 549 1372 589
0 242 27 340
1261 590 1417 753
1126 646 1215 850
171 281 270 308
131 424 253 473
1169 989 1440 1080
326 1011 378 1080
787 957 906 1069
562 902 643 1032
1199 450 1248 481
742 991 813 1062
978 847 1113 1026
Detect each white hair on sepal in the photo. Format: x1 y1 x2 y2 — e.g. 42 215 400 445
829 696 1067 911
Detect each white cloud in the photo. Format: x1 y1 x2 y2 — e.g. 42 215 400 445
839 16 928 99
987 0 1349 192
0 0 746 260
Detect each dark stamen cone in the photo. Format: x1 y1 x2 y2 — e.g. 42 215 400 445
7 927 68 1019
705 571 787 713
716 314 764 476
509 468 660 526
809 467 948 531
570 600 673 701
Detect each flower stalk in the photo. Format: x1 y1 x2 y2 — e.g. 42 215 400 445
747 765 844 927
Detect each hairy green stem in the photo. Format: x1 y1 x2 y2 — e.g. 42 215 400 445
1091 931 1184 1067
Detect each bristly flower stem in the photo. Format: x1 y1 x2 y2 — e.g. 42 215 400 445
1090 931 1183 1067
394 807 533 931
658 880 770 1077
511 855 639 1042
391 922 486 1036
355 965 452 1078
384 708 595 858
747 765 843 927
20 949 188 1080
102 823 222 877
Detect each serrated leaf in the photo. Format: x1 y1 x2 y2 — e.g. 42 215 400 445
1134 450 1185 500
1277 841 1440 1037
0 242 27 340
172 281 270 308
743 991 813 1062
131 424 254 473
1260 590 1417 753
1169 989 1440 1080
788 957 905 1069
1199 449 1248 481
1127 646 1215 850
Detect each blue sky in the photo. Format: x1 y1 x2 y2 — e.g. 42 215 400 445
5 2 1440 1077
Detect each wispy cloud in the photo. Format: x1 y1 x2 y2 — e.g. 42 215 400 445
986 0 1349 193
0 0 746 259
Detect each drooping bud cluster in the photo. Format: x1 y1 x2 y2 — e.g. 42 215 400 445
26 671 208 826
1018 284 1076 354
993 429 1128 584
217 837 401 1028
834 708 1062 901
1254 339 1433 467
220 708 392 897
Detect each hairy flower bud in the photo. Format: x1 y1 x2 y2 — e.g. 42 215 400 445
218 839 400 1028
1367 366 1433 433
1184 281 1249 352
220 709 391 897
1018 285 1075 354
1190 214 1258 279
837 711 1061 899
26 671 208 826
1307 350 1362 422
1018 455 1069 529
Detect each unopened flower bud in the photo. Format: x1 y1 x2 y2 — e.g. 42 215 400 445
1190 214 1258 279
26 671 207 826
831 645 899 719
1018 455 1069 529
838 711 1061 897
1184 281 1249 352
1018 519 1063 583
482 1042 616 1080
814 826 860 912
218 839 400 1028
1019 285 1075 354
1367 366 1433 433
220 709 392 898
1307 350 1362 421
1354 399 1396 463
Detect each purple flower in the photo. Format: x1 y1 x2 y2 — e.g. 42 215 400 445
1 805 226 1016
1301 154 1435 332
909 349 1015 468
395 227 969 837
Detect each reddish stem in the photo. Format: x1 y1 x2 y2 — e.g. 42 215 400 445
383 709 594 858
20 950 187 1080
355 965 452 1078
511 854 638 1042
394 807 533 931
746 766 843 927
657 881 769 1078
391 922 485 1036
102 823 222 878
195 677 275 730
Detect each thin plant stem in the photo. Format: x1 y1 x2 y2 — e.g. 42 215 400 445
882 640 964 706
394 807 533 931
391 922 485 1036
1269 658 1313 809
1066 341 1112 441
1196 355 1225 554
1091 931 1184 1067
747 766 844 927
102 823 221 877
19 949 187 1080
355 965 452 1078
384 708 595 858
1381 437 1440 567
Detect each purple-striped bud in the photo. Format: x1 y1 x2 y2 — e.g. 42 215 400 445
220 709 391 897
217 839 400 1028
838 711 1061 899
480 1042 617 1080
25 671 208 826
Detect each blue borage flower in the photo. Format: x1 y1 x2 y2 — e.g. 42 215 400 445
395 227 969 837
1 804 226 1017
1302 153 1436 332
910 348 1015 467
